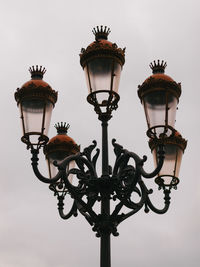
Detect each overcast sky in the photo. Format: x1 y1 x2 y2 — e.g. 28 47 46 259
0 0 199 267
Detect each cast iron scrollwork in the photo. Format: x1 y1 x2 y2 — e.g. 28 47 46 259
110 139 170 226
30 138 170 237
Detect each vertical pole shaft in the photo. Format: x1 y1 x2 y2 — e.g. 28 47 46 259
100 119 111 267
102 120 109 176
101 231 111 267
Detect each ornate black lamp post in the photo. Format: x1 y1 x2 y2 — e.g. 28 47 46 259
15 26 187 267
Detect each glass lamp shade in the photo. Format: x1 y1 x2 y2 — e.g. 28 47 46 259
143 91 178 137
15 66 57 146
19 98 53 145
84 58 122 106
44 123 80 182
149 131 187 189
138 61 181 138
80 26 125 116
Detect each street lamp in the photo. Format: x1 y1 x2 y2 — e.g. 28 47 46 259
138 60 181 138
15 65 57 147
14 26 187 267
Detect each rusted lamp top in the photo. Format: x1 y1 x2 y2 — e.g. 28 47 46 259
15 65 57 106
138 60 181 101
44 122 80 156
80 26 125 68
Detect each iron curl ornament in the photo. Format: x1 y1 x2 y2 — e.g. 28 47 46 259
30 137 170 238
15 26 187 267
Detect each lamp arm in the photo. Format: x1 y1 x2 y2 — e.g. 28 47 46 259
58 196 101 227
31 146 98 184
113 178 170 225
59 152 97 179
55 153 100 224
112 139 165 179
145 190 171 214
140 180 171 214
61 170 99 224
31 148 98 224
57 196 78 220
126 144 165 179
112 177 148 224
31 148 61 183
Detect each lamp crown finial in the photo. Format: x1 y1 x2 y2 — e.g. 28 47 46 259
149 60 167 74
92 25 111 41
54 122 70 135
29 65 46 79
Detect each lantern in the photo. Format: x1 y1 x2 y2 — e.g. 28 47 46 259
149 131 187 189
15 66 57 146
80 26 125 117
138 60 181 138
44 122 80 181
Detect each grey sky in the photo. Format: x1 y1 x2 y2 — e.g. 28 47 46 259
0 0 199 266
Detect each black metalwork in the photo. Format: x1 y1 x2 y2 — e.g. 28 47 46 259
15 28 186 267
87 90 120 120
28 114 172 267
149 60 167 74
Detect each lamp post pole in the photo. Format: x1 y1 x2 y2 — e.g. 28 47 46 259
14 26 187 267
101 117 111 267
